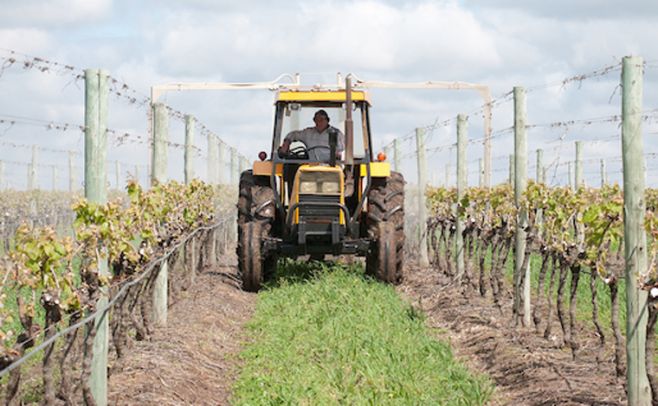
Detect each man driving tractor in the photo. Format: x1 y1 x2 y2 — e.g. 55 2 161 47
277 109 345 161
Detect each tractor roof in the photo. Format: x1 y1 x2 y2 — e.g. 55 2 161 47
275 89 371 105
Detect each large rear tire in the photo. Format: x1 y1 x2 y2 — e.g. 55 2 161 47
366 171 405 283
237 170 276 291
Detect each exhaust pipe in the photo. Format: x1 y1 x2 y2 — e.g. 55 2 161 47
345 76 354 166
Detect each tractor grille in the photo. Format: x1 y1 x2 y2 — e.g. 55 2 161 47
298 194 341 220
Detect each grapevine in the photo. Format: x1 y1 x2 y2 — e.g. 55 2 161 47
0 179 231 404
426 183 658 379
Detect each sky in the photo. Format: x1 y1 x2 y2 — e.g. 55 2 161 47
1 0 658 189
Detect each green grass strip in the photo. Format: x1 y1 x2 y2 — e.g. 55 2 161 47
232 260 493 405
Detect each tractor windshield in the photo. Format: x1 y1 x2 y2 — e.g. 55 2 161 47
280 103 367 159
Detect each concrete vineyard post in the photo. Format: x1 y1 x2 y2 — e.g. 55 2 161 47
231 148 237 184
535 149 544 236
185 115 195 184
508 154 514 187
575 141 583 188
415 128 429 267
513 86 530 327
483 95 492 188
151 102 169 328
84 68 109 406
601 159 607 187
568 162 573 191
218 142 225 184
456 115 467 279
393 138 400 173
621 55 651 405
151 102 168 186
208 134 218 184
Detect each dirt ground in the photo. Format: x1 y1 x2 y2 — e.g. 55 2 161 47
108 256 254 406
399 264 628 406
106 253 628 405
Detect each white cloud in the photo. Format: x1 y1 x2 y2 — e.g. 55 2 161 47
0 0 113 27
1 0 658 188
0 29 52 54
156 1 500 80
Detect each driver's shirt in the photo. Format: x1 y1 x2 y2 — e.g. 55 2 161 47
284 125 345 161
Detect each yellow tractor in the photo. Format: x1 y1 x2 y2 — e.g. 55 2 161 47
236 79 405 291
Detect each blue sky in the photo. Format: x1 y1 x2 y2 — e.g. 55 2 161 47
1 0 657 189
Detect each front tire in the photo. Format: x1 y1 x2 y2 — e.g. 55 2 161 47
239 221 263 292
366 171 405 283
237 170 276 291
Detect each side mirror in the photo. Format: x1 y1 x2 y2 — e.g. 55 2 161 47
328 129 337 167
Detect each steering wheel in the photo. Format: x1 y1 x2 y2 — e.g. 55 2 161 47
306 145 334 162
284 144 309 160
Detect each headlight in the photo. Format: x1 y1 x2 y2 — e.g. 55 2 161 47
299 171 341 194
320 181 339 193
300 181 317 194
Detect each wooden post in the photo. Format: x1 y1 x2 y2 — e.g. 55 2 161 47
622 55 651 405
601 159 607 187
483 95 492 188
207 134 217 184
513 86 530 327
535 149 544 239
416 128 429 267
231 148 238 184
536 149 544 183
455 115 467 279
393 138 400 173
151 102 168 328
575 141 583 189
151 102 168 185
68 151 76 193
183 114 195 296
185 115 195 184
85 68 109 406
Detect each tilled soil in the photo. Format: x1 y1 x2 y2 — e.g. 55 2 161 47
399 265 627 406
108 259 254 405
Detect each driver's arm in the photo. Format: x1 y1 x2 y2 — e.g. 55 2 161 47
336 130 345 158
279 130 303 155
278 138 292 154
